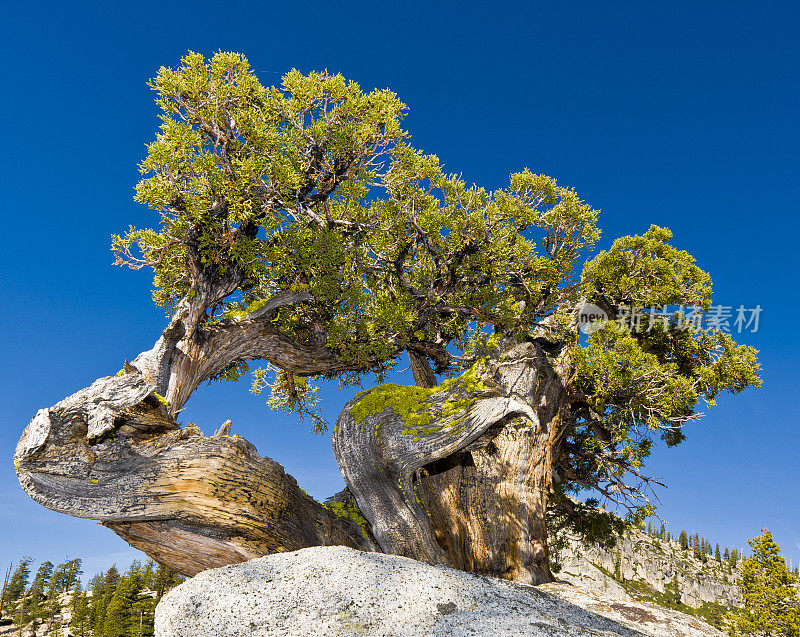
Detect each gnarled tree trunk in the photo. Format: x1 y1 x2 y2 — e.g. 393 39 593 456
332 340 564 585
15 373 375 577
15 293 565 584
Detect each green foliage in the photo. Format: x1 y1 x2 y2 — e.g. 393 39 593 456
564 225 760 517
548 488 626 563
26 561 53 611
113 51 761 529
47 558 82 597
731 531 800 636
250 365 325 432
102 567 137 637
71 588 90 637
4 556 32 604
1 553 181 637
581 225 712 310
115 50 407 311
114 51 603 416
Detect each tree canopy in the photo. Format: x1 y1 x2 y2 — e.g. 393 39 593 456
111 51 760 521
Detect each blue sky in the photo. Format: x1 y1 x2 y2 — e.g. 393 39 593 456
1 1 798 580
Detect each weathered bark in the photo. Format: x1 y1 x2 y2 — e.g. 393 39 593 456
418 342 564 585
408 350 437 389
131 289 365 413
14 373 375 577
332 340 565 585
14 286 390 578
16 285 566 584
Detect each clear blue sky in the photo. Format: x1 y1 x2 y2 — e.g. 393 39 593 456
1 1 798 580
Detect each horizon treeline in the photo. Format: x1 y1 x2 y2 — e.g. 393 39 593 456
644 522 800 575
0 555 182 636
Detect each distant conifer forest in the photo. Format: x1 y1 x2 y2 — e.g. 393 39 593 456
0 556 182 636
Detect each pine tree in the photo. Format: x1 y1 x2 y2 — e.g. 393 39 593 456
679 530 689 551
62 559 82 592
4 557 32 607
90 565 121 635
0 553 184 636
44 559 73 627
103 575 137 637
142 560 156 591
732 530 800 636
14 592 33 631
131 594 156 637
24 560 54 629
731 548 740 568
71 585 91 637
715 543 722 562
692 533 700 558
153 563 182 599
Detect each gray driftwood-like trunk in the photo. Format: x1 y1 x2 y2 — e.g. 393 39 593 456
15 292 566 584
333 341 564 585
15 373 375 576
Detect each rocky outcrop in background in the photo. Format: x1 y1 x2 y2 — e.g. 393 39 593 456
555 525 742 629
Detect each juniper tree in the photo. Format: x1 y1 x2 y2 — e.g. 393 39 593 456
15 51 761 585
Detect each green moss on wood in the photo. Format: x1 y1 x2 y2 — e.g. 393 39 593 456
223 297 271 321
152 392 170 408
351 360 489 439
324 498 370 539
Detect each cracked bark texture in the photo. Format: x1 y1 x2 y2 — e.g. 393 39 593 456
14 373 375 577
333 340 565 585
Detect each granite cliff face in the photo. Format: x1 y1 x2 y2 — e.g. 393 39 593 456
555 526 742 629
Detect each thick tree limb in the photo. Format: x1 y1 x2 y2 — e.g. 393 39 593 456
14 373 375 577
131 289 383 412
